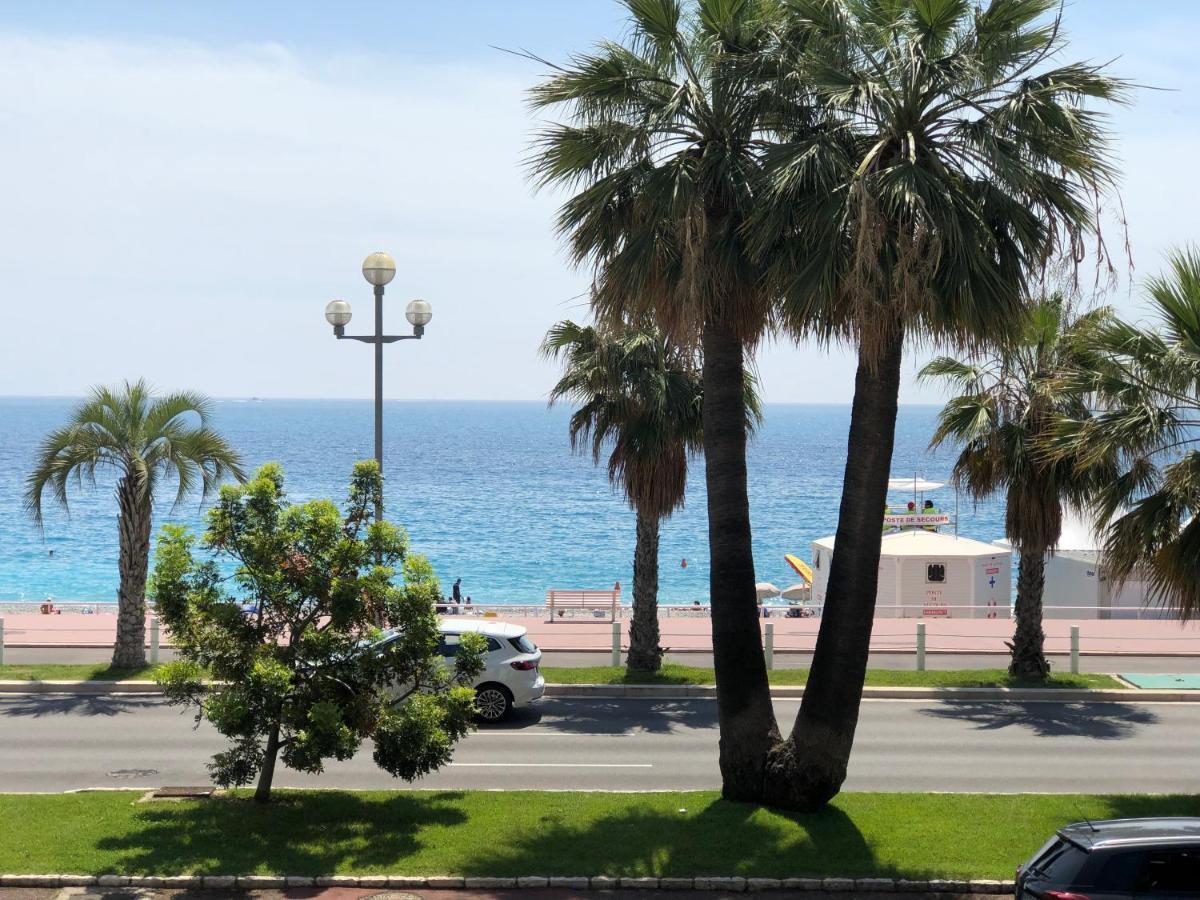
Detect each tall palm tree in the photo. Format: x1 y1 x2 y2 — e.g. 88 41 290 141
1052 249 1200 619
752 0 1126 808
921 298 1114 679
26 380 243 668
529 0 786 796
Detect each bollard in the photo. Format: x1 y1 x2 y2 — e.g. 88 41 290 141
611 621 621 668
150 616 160 665
916 621 926 672
1070 624 1080 675
0 616 5 666
764 622 774 671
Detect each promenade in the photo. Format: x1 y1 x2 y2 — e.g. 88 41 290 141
3 610 1200 657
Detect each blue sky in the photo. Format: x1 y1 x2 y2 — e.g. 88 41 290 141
0 1 1197 403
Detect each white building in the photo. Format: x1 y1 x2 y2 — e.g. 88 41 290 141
810 530 1011 618
997 510 1167 620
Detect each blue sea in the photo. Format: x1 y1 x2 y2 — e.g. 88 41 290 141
0 398 1006 605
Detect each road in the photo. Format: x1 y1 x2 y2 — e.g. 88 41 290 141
8 645 1200 673
0 694 1190 794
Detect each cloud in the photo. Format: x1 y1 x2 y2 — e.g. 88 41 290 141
0 20 1195 405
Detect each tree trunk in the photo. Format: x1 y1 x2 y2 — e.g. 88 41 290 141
1009 549 1050 680
765 327 904 811
254 720 281 804
627 509 663 672
112 477 151 669
702 319 780 801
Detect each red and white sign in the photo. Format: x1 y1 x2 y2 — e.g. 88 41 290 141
985 566 1000 575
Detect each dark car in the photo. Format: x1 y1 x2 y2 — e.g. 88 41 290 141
1017 818 1200 899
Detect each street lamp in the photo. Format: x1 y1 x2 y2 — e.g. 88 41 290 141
324 251 431 529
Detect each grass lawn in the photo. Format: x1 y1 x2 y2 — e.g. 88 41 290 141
541 663 1124 690
0 790 1195 878
0 662 1122 689
0 664 161 681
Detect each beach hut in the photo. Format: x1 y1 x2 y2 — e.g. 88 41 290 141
810 530 1011 618
994 509 1169 620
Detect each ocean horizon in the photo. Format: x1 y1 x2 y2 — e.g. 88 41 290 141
0 397 1006 606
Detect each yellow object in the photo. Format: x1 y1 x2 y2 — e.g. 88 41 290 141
483 610 498 618
784 553 813 583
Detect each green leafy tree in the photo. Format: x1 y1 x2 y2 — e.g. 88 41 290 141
751 0 1125 809
922 298 1115 679
151 461 483 803
1052 249 1200 620
25 380 243 668
542 320 761 672
529 0 785 802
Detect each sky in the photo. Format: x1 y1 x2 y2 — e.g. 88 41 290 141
0 1 1197 404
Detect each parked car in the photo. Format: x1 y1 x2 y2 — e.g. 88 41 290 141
1017 818 1200 898
375 619 544 722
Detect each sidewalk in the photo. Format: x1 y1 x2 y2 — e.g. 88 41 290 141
4 611 1200 656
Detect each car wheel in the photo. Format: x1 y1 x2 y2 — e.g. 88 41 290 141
474 684 513 723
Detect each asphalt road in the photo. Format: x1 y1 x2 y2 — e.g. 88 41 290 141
0 694 1190 794
7 645 1200 673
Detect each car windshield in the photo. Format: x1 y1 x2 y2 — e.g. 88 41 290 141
1029 839 1088 883
510 634 537 654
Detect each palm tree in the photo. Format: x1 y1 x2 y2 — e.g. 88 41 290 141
751 0 1126 808
26 380 243 668
528 0 786 797
921 298 1114 679
543 320 707 671
1051 248 1200 620
543 320 762 671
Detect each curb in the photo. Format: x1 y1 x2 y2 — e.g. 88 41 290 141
2 680 1199 702
0 873 1018 893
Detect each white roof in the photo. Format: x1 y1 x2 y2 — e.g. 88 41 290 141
437 618 526 638
888 477 946 492
814 529 1009 558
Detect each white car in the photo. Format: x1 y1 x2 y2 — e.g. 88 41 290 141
436 619 545 722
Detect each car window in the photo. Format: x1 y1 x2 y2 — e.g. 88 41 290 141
510 635 537 654
1137 848 1200 893
1031 839 1088 884
436 635 460 657
486 637 502 652
1088 850 1144 891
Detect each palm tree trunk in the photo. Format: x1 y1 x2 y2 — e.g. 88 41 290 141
627 509 663 672
1009 549 1050 680
766 327 904 811
254 720 281 804
702 319 780 801
112 477 150 669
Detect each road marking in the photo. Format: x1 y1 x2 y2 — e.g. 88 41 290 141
449 762 652 768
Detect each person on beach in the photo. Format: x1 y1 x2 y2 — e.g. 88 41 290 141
452 578 462 604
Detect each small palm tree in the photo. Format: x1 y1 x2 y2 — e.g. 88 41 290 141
922 298 1114 679
543 320 759 672
1052 248 1200 619
26 380 244 668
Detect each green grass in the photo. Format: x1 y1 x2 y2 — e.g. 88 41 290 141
0 790 1195 878
0 662 1123 689
541 663 1124 690
0 664 161 682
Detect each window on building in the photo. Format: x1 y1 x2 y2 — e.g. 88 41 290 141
926 563 946 583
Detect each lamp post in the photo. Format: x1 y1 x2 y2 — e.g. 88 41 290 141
324 251 432 529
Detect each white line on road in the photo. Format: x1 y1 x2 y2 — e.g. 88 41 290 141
449 762 653 768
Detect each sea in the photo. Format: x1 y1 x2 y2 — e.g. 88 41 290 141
0 398 1006 606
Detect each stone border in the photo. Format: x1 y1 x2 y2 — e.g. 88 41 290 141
3 679 1195 702
0 873 1017 893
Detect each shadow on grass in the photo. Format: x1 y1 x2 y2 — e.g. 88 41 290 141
919 700 1158 739
0 694 157 718
462 797 924 880
490 698 715 735
95 791 468 875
